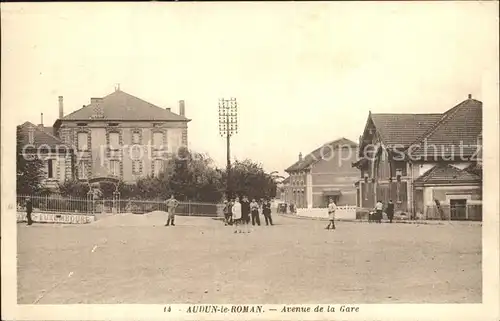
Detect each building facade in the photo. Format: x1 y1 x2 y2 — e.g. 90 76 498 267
284 138 359 208
353 94 482 218
17 121 73 190
52 88 191 184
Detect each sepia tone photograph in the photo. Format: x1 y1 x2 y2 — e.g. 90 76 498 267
1 1 499 320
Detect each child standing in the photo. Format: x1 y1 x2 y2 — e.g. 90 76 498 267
325 198 337 230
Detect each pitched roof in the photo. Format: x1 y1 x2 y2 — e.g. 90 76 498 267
409 99 482 159
370 113 442 147
464 162 482 178
285 137 358 172
414 164 481 185
60 90 190 122
40 126 54 136
282 176 290 184
18 122 69 149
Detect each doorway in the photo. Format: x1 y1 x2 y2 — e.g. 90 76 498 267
450 199 467 220
324 195 340 208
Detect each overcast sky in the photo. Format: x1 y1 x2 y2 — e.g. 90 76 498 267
2 2 498 175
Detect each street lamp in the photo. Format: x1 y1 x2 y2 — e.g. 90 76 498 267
218 98 238 200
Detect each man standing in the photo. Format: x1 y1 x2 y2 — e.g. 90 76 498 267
165 194 179 226
241 196 251 225
386 200 395 223
325 198 337 230
223 199 234 226
375 200 384 223
250 198 261 226
262 198 273 226
25 197 33 226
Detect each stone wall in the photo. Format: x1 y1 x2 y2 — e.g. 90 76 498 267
296 206 357 221
17 212 95 224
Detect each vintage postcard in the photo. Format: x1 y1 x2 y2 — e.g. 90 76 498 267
1 1 499 320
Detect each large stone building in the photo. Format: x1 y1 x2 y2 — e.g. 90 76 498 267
284 138 359 208
352 94 482 219
51 88 191 184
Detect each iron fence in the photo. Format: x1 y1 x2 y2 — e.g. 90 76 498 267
119 199 220 217
424 203 482 221
17 195 220 217
17 195 91 215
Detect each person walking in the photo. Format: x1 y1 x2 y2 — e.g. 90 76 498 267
250 198 261 226
386 200 395 223
262 198 273 226
375 200 384 223
325 198 337 230
165 194 179 226
25 197 33 226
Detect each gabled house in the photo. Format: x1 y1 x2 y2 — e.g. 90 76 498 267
17 121 73 190
353 94 482 218
52 88 191 183
284 137 359 208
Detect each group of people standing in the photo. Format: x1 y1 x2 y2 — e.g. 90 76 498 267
372 199 395 223
223 196 273 233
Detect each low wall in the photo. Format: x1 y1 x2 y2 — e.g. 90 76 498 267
17 212 95 224
296 206 357 220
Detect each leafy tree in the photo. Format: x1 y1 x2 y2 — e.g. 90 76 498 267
16 126 45 195
166 148 224 202
225 159 277 200
58 180 90 198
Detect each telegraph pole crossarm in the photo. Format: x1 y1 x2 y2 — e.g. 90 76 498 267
218 97 238 200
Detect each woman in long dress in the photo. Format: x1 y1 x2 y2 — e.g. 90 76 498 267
232 197 243 233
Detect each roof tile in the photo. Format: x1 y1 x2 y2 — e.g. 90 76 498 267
61 90 190 122
18 122 69 149
414 163 481 184
410 99 482 158
286 137 357 172
370 113 442 147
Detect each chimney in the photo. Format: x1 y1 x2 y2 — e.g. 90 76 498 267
468 94 472 99
37 113 44 128
165 107 171 112
179 100 185 117
91 97 103 104
299 152 303 162
58 96 64 119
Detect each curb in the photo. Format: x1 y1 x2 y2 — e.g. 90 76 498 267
278 214 357 222
278 214 482 226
